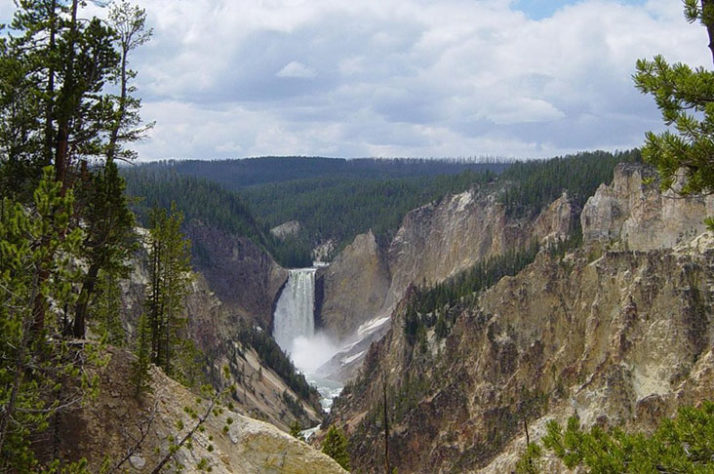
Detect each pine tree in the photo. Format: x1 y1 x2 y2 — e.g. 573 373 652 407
1 0 151 336
94 269 126 346
131 312 152 396
72 159 136 338
322 425 351 471
144 203 193 377
634 0 714 208
533 401 714 472
106 0 154 163
0 168 86 471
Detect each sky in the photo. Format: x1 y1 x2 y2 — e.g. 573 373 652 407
2 0 712 160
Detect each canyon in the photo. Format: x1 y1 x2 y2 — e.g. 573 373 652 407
322 163 714 472
108 159 714 472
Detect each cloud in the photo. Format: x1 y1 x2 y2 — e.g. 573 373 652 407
2 0 709 159
277 61 317 78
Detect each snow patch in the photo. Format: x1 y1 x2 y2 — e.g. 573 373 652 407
356 316 391 338
341 350 366 365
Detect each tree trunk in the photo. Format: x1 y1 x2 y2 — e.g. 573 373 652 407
44 0 57 166
704 0 714 65
54 0 79 192
73 262 100 338
107 47 128 162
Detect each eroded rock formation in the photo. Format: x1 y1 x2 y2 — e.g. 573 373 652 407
316 231 390 340
184 220 288 330
582 163 714 250
317 186 579 380
327 163 714 473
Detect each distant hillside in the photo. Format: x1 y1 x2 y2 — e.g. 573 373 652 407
149 156 510 190
124 157 508 267
123 168 270 251
123 151 640 268
242 170 499 264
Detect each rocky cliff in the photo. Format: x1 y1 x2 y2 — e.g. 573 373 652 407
384 189 579 313
184 220 288 330
316 187 579 378
327 163 714 473
43 347 345 473
582 163 714 250
316 231 390 340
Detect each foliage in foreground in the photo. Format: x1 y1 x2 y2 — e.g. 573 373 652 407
517 401 714 473
634 0 714 228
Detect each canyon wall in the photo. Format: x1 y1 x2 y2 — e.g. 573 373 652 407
582 162 714 250
328 163 714 472
316 231 390 340
185 220 288 330
317 188 579 351
119 232 321 432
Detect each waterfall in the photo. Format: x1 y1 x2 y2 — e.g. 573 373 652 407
272 268 338 376
273 268 316 353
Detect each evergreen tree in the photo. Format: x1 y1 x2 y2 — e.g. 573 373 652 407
145 203 193 377
0 0 151 336
72 159 136 338
106 0 154 162
0 1 150 467
533 401 714 472
0 168 87 471
634 0 714 207
322 425 351 471
131 312 152 396
94 269 125 346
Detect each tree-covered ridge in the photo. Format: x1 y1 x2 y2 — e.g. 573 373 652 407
123 166 271 251
241 170 497 251
124 150 640 268
498 149 642 218
123 161 502 267
150 156 509 190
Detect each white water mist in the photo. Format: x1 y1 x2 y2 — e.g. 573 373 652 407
272 268 337 375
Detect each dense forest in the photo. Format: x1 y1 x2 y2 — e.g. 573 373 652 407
150 156 509 189
123 158 506 266
122 168 274 253
498 149 641 218
123 150 640 268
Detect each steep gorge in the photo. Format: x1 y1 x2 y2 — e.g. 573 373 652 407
119 233 322 432
326 163 714 472
316 184 579 379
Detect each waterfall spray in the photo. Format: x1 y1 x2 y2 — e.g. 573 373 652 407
272 268 337 375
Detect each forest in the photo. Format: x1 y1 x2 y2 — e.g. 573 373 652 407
123 149 640 268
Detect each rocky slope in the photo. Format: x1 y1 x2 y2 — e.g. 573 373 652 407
119 235 321 432
184 220 288 330
43 347 345 473
327 163 714 473
316 188 578 379
582 162 714 250
316 231 390 340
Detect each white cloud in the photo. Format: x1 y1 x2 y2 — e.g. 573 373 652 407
276 61 317 78
2 0 708 159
